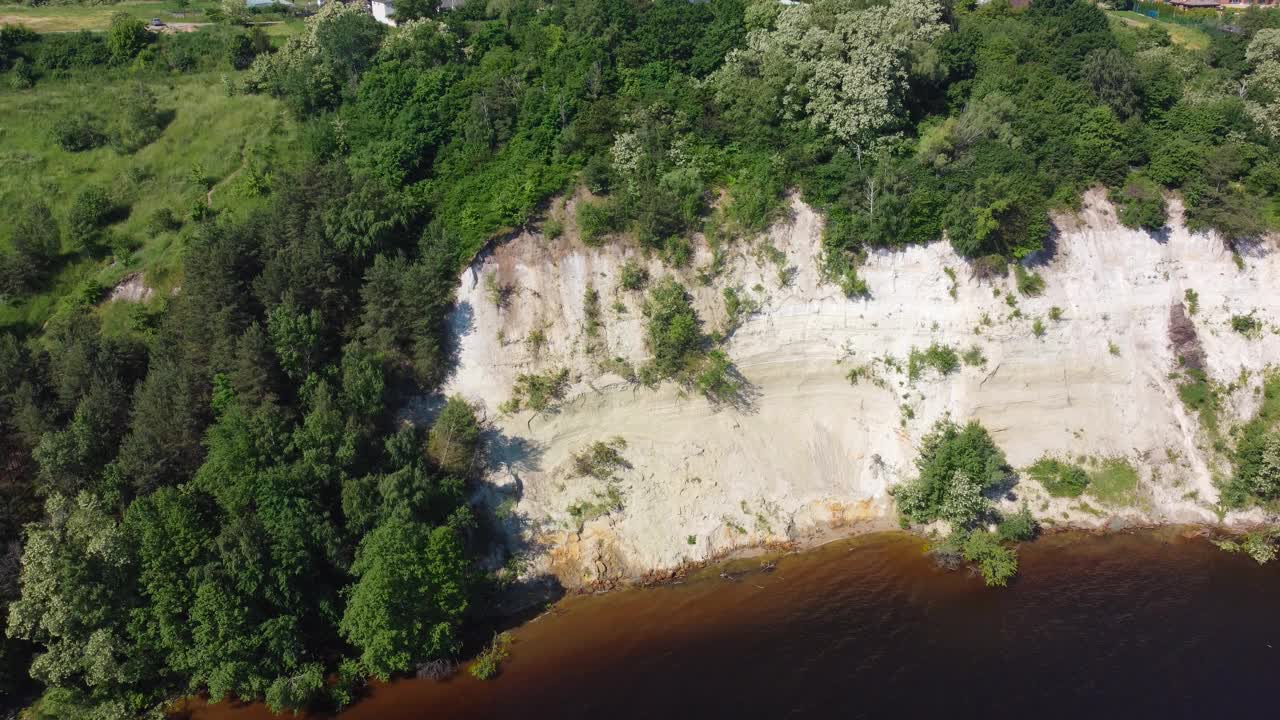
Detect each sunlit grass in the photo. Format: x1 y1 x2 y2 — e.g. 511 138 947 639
1088 458 1140 507
0 69 301 332
1107 10 1211 51
0 1 219 32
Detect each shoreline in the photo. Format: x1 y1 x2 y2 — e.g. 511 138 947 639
513 514 1268 606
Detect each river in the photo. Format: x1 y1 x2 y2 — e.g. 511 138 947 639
181 529 1280 720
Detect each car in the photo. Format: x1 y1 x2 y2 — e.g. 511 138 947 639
150 18 165 27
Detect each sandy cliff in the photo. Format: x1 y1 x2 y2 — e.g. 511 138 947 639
442 190 1280 587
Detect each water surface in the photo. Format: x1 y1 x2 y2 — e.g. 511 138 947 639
187 530 1280 720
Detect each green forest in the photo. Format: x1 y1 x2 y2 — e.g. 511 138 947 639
2 0 1280 716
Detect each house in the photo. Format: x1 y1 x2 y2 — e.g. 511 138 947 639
314 0 396 27
371 0 395 25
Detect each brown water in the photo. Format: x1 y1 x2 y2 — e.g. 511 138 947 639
184 530 1280 720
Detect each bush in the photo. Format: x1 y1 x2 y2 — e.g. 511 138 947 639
619 259 649 291
1230 313 1261 337
907 343 959 382
695 348 743 403
145 207 182 236
109 84 166 153
66 186 120 251
997 504 1039 542
1215 531 1278 565
570 437 628 480
582 154 612 194
1232 406 1280 503
961 345 986 367
469 632 512 680
892 419 1008 527
504 368 570 413
543 217 564 240
1026 457 1090 498
7 200 61 284
1113 174 1166 231
37 31 110 71
642 278 704 379
426 396 480 476
51 112 106 152
107 13 150 65
576 199 622 246
1014 264 1044 296
1183 288 1199 315
725 153 783 232
9 57 35 89
963 530 1018 587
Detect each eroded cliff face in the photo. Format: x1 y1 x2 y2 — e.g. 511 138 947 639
440 189 1280 588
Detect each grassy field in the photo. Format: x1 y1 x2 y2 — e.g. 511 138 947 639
1107 10 1212 51
0 70 302 332
0 1 304 33
0 1 217 32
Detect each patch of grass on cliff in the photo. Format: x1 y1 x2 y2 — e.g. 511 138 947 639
1087 458 1139 507
907 343 960 382
500 368 570 414
571 437 629 480
1177 368 1219 435
1231 312 1262 338
566 484 624 531
1026 457 1090 498
1013 264 1044 297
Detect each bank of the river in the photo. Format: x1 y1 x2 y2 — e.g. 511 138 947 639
179 528 1280 720
442 188 1280 589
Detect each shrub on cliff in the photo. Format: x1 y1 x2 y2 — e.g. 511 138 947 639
643 278 704 378
997 504 1039 542
427 396 480 476
893 419 1009 528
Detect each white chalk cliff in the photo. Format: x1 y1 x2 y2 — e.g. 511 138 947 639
442 189 1279 587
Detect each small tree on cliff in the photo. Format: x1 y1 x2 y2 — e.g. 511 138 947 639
892 419 1008 527
426 396 480 476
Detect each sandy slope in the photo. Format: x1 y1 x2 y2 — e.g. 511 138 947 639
443 190 1279 587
